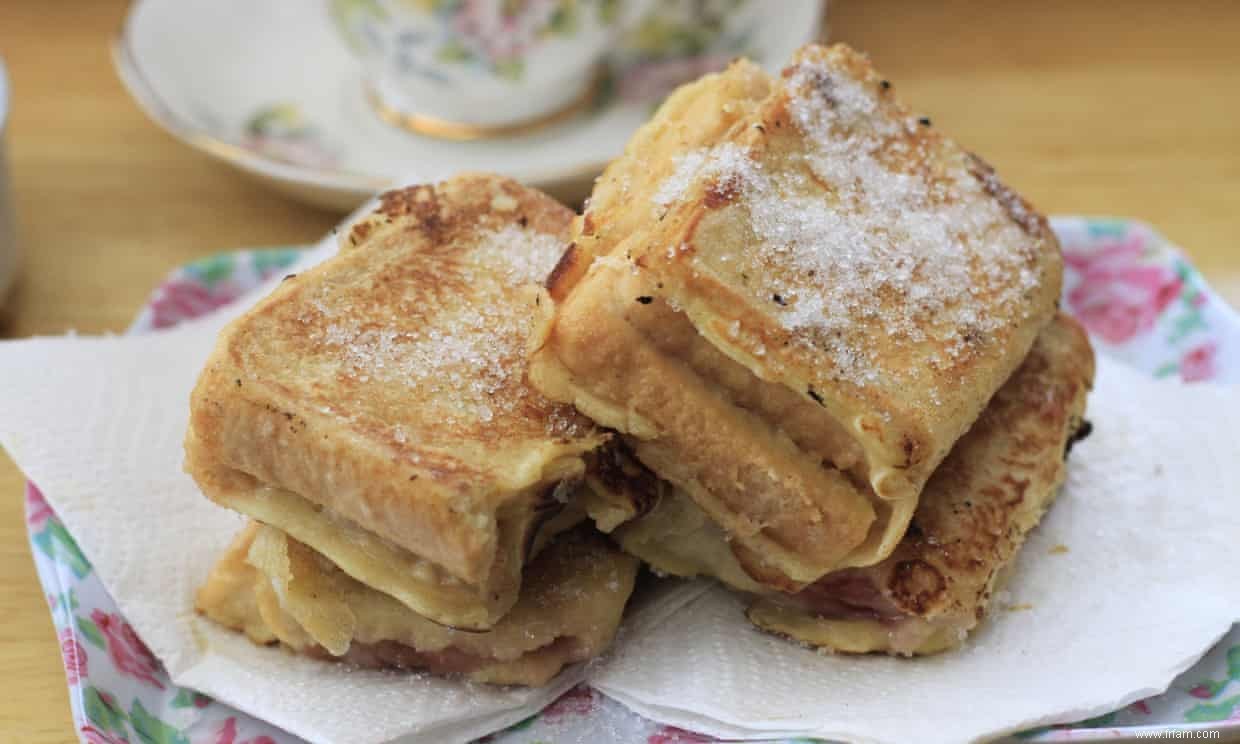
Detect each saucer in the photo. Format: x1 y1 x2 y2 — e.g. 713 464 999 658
113 0 825 211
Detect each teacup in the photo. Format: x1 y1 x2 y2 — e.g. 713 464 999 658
328 0 655 139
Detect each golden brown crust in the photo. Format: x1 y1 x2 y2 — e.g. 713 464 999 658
186 174 605 586
195 525 639 686
191 464 585 630
748 313 1096 654
529 44 1063 584
193 524 277 646
535 277 879 582
875 315 1094 620
545 241 588 303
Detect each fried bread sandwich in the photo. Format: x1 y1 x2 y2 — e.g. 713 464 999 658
189 174 638 682
529 43 1064 592
602 313 1094 655
198 523 636 686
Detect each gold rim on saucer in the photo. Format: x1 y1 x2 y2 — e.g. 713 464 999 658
363 66 604 142
111 32 390 195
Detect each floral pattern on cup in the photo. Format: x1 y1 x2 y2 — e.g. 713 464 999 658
24 220 1240 744
331 0 619 83
612 0 757 103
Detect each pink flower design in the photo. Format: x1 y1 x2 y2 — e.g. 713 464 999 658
80 726 128 744
91 609 164 689
60 628 88 685
453 0 557 65
25 481 53 528
213 717 276 744
1180 342 1218 383
1189 684 1214 699
1128 699 1152 715
540 684 599 722
648 725 715 744
150 279 240 330
215 719 238 744
1064 236 1183 344
619 55 734 103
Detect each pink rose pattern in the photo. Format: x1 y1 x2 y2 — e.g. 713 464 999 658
648 726 715 744
149 278 242 330
91 610 165 690
214 717 278 744
26 227 1239 743
539 684 600 722
25 481 53 528
80 725 128 744
1062 221 1224 383
60 628 88 685
1065 234 1183 344
1181 341 1218 382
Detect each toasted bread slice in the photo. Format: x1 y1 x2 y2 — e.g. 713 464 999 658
196 524 638 686
629 314 1092 655
530 44 1062 586
186 175 606 630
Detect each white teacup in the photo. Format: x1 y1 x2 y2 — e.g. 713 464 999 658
0 56 17 306
328 0 654 138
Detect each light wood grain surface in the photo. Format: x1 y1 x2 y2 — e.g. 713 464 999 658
0 1 1237 740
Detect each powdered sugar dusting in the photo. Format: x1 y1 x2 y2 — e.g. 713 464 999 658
650 55 1043 388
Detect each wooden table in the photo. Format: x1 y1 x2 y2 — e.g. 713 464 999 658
0 0 1236 740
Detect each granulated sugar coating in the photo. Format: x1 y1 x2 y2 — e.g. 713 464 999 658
653 55 1045 388
301 222 588 442
469 224 568 287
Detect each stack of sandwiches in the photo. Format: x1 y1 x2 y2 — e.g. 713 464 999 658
189 176 641 685
190 42 1094 684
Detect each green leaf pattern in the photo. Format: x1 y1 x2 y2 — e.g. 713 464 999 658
76 614 107 650
83 686 128 736
33 520 92 578
1186 695 1240 723
130 700 190 744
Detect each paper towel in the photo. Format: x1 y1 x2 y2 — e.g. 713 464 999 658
589 357 1240 743
1 224 1237 743
0 231 705 744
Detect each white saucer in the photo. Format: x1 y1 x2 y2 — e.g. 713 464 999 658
113 0 824 211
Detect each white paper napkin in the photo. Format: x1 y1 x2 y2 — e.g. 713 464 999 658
1 225 1237 744
0 231 705 744
589 357 1240 743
